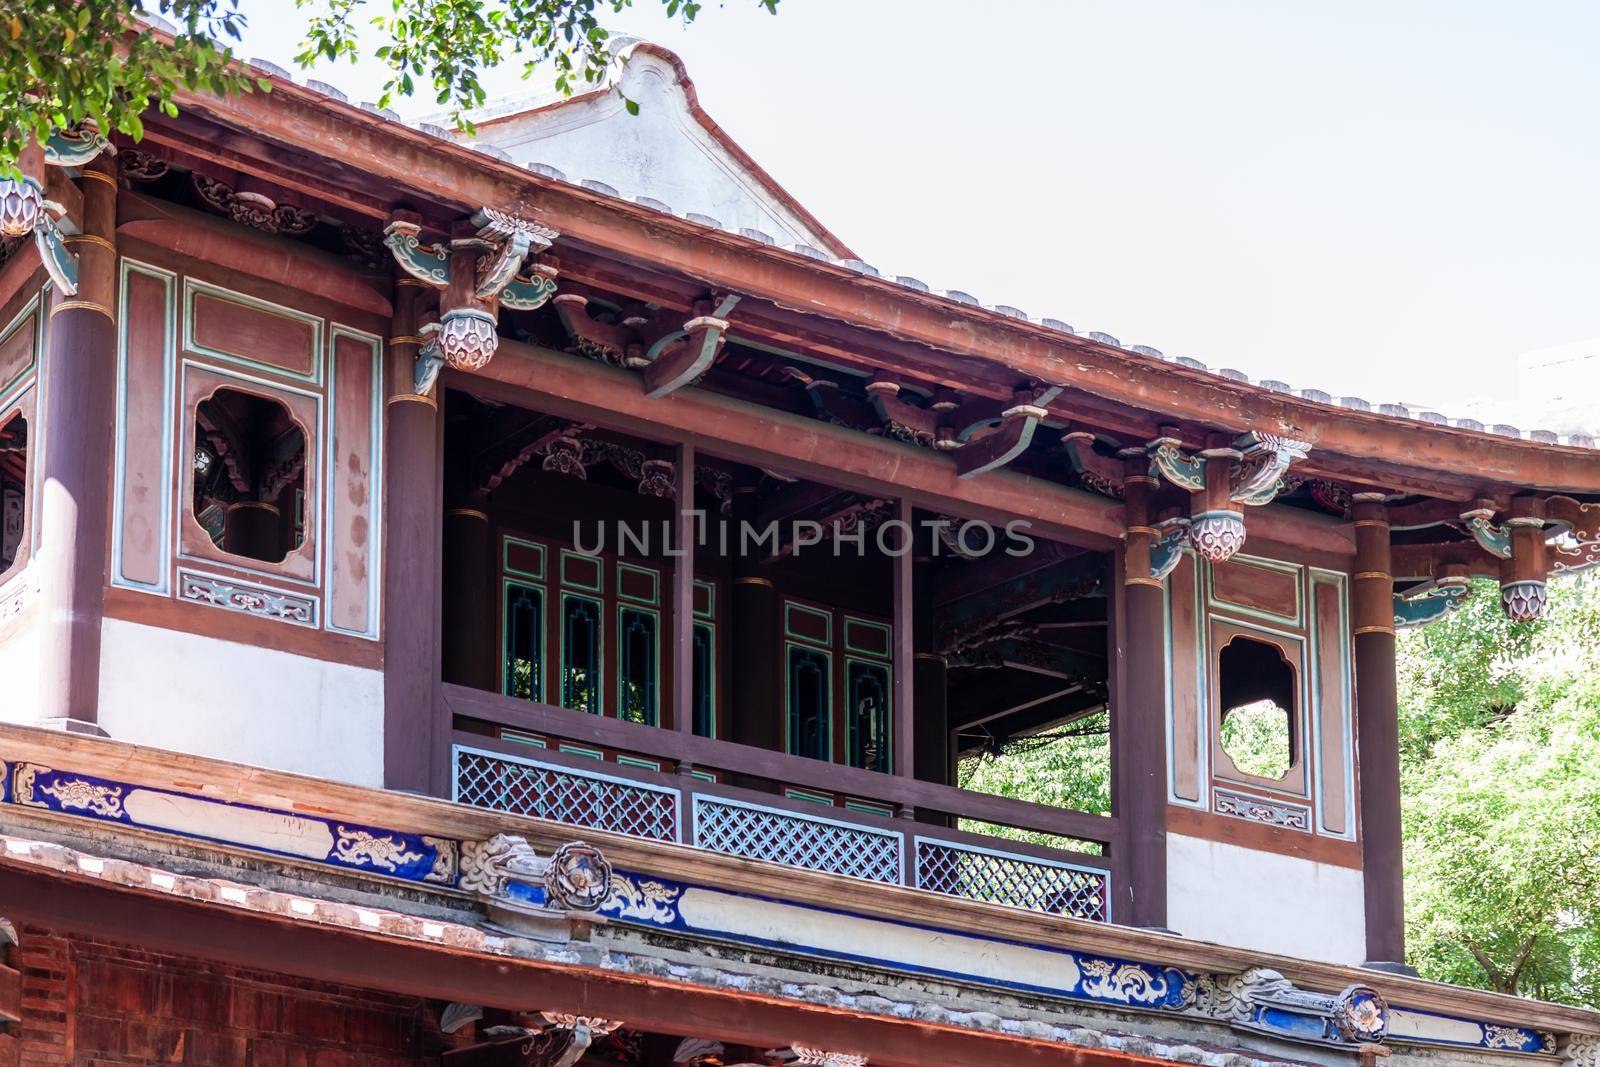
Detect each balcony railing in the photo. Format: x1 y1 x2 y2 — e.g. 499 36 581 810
444 684 1117 923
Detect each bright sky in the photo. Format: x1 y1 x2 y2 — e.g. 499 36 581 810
233 0 1600 413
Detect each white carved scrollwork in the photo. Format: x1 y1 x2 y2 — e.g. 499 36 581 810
1230 432 1310 506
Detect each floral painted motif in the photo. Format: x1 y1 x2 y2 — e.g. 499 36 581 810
331 827 426 872
39 776 125 818
1079 957 1194 1010
600 872 681 924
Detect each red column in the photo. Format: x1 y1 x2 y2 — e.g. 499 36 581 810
441 493 496 691
1117 465 1169 929
34 155 117 732
383 282 445 793
670 443 696 736
1351 494 1410 971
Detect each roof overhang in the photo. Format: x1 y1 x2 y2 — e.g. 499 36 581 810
154 75 1600 499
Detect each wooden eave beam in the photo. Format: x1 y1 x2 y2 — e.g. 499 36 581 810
163 82 1600 497
451 343 1355 557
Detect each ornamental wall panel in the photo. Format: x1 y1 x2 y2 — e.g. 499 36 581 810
1165 551 1358 850
0 290 41 593
110 258 384 644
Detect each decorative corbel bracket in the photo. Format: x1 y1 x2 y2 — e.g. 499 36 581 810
529 1014 624 1067
642 292 741 398
1150 519 1191 581
863 378 1061 477
1145 429 1311 563
413 323 445 397
1231 431 1311 505
468 206 558 299
385 208 559 301
1146 433 1206 492
42 126 115 168
34 200 79 295
500 263 560 311
1393 574 1471 629
383 219 452 287
953 384 1062 478
1459 506 1513 560
0 170 79 295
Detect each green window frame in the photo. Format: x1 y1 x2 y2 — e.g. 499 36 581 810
502 579 545 701
560 593 604 715
846 656 892 774
617 605 660 726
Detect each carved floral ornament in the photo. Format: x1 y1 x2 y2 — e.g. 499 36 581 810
385 207 562 393
0 125 116 296
459 833 613 913
1452 495 1599 623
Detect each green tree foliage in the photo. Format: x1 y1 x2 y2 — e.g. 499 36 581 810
1400 575 1600 1005
0 0 777 173
957 710 1111 852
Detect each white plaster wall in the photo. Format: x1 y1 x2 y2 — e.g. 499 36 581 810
1167 831 1366 965
0 619 40 723
96 618 383 787
474 52 831 249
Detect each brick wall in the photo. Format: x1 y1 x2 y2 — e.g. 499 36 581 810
10 925 438 1066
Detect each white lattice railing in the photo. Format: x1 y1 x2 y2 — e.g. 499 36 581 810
914 836 1110 922
692 795 904 884
452 743 1111 915
453 746 680 842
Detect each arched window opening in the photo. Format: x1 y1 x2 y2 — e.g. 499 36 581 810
0 412 26 574
193 388 306 564
1218 636 1296 780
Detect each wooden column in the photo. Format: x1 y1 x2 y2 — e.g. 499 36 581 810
34 154 117 733
1117 464 1169 929
729 481 780 750
1351 494 1410 971
383 281 445 794
442 492 496 691
911 556 948 786
892 498 915 782
670 443 695 735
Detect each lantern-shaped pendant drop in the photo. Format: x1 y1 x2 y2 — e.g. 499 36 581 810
436 307 499 371
1501 580 1547 623
1189 509 1246 563
0 176 42 239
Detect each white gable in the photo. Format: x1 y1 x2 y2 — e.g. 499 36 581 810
458 41 846 254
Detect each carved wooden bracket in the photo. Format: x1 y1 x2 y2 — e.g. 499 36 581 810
791 372 1059 478
1393 566 1472 628
554 291 741 397
1144 428 1310 563
385 207 561 391
0 131 112 296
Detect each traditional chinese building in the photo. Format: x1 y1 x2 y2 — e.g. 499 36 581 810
0 29 1597 1067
